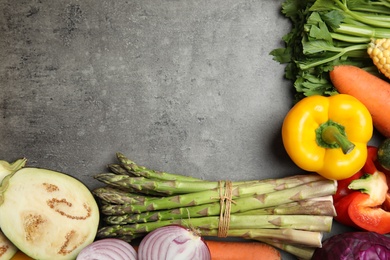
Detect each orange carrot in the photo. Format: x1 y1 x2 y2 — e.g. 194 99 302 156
204 240 281 260
329 65 390 138
10 251 34 260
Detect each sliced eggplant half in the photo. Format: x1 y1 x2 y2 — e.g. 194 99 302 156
0 167 99 260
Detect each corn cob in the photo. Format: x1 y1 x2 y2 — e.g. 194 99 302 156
368 38 390 79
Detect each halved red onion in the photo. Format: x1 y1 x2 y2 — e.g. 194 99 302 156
76 238 137 260
138 225 211 260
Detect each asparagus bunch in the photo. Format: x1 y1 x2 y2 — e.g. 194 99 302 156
93 153 338 260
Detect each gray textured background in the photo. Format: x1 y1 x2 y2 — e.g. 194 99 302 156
1 0 366 259
1 0 295 187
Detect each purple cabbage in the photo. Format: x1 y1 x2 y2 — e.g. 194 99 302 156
312 232 390 260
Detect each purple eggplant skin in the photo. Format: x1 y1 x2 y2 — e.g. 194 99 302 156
312 232 390 260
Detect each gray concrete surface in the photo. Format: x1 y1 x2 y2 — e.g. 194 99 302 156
0 0 361 259
1 0 295 186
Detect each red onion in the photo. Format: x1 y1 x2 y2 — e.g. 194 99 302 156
138 225 211 260
76 238 137 260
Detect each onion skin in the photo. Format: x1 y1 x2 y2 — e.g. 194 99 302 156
138 225 211 260
76 238 137 260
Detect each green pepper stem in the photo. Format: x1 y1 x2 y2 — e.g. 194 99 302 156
321 125 355 154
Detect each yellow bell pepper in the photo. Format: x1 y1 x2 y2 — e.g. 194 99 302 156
282 94 373 180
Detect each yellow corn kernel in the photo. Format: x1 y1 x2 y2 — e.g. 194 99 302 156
368 38 390 79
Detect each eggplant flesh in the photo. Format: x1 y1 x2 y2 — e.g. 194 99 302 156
0 167 99 260
0 230 17 259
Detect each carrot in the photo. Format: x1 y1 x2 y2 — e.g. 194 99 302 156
204 240 281 260
329 65 390 138
10 251 34 260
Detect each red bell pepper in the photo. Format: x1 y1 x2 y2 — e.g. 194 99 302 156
365 146 390 211
333 146 390 234
333 171 364 203
334 192 361 228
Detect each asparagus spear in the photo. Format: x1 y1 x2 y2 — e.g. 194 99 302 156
100 178 336 216
97 214 333 238
95 171 327 195
236 198 336 216
258 238 315 260
92 186 158 205
94 173 219 194
104 195 336 225
112 153 326 189
200 228 323 247
93 174 173 196
116 152 203 182
107 164 134 176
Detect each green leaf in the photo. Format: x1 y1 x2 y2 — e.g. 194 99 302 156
321 10 345 30
302 39 339 54
294 71 336 97
309 0 338 12
282 0 316 20
304 12 333 43
270 48 292 63
284 62 299 81
310 21 333 42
